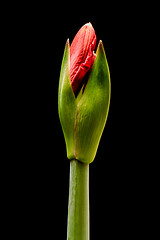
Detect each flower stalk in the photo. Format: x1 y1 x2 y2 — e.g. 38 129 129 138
67 160 89 240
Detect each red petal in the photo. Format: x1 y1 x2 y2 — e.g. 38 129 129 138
70 23 97 94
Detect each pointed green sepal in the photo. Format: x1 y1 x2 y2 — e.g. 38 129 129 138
74 41 111 163
58 40 76 160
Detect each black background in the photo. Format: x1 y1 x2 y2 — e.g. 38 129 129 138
3 2 156 239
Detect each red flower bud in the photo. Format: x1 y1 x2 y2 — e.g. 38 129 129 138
70 23 97 94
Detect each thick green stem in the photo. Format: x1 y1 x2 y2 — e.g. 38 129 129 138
67 159 89 240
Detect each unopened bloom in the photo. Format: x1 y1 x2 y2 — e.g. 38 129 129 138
70 23 97 94
58 23 111 164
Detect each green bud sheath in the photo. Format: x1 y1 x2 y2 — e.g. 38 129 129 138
58 40 111 164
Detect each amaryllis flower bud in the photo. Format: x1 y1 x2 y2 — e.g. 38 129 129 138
58 23 111 164
70 23 97 94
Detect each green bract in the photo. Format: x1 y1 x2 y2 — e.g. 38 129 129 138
58 40 111 164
